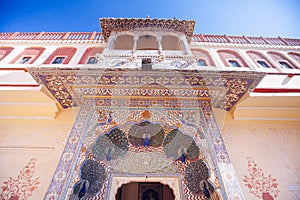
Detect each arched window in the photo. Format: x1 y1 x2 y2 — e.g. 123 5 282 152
0 47 14 61
192 49 215 66
137 35 158 50
246 50 274 69
162 35 183 51
78 47 104 64
43 47 76 64
217 50 249 67
113 34 134 50
267 51 298 69
288 52 300 65
9 47 45 64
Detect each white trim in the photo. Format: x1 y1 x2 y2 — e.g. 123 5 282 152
0 116 55 120
190 41 300 50
0 85 43 91
236 106 300 110
234 117 300 121
0 102 56 106
249 92 300 97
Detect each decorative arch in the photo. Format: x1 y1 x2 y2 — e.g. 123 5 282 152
267 51 298 69
0 46 14 61
217 49 249 67
71 115 216 199
78 47 104 64
137 34 158 50
288 52 300 65
109 176 181 200
43 46 77 64
114 34 134 50
115 181 175 200
192 49 215 66
9 47 45 64
246 50 275 68
162 35 183 51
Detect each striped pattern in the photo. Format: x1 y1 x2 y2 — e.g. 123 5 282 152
1 32 299 46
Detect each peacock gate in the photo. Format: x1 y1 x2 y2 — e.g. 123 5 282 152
28 18 264 199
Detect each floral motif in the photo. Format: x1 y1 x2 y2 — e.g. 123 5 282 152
226 79 247 94
30 68 264 110
100 18 196 42
243 158 279 199
0 158 40 200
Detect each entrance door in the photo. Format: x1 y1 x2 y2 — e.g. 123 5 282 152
116 182 175 200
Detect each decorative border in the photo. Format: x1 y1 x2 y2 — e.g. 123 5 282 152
99 18 196 42
44 99 244 200
37 67 262 199
29 68 264 111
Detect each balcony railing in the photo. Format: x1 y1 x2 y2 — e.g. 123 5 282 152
192 34 300 46
0 32 299 46
0 32 104 42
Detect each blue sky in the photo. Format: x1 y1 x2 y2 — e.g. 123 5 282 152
0 0 299 38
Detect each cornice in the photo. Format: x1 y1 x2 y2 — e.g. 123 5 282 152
191 42 300 50
99 18 196 43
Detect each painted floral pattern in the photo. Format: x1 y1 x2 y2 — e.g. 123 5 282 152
243 158 279 199
0 158 40 200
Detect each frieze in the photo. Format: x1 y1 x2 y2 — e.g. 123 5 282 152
100 18 196 43
29 68 265 111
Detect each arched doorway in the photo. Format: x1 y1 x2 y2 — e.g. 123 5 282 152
116 182 175 200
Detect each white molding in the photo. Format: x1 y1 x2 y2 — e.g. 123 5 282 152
0 102 56 106
233 117 300 121
0 116 55 120
236 106 300 110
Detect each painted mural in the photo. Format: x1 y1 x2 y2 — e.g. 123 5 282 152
243 158 279 199
29 68 264 199
0 158 40 200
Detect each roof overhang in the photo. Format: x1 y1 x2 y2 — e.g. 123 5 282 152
29 68 264 111
99 18 196 43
